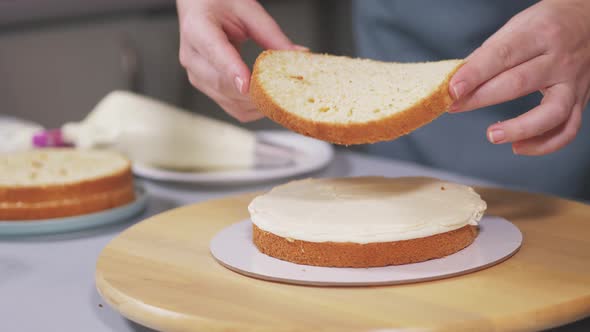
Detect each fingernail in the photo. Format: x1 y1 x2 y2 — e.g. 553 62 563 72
449 103 460 113
488 129 505 144
234 76 244 95
294 45 309 51
451 81 467 100
512 145 519 155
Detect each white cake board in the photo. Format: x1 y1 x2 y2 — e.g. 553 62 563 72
210 216 522 286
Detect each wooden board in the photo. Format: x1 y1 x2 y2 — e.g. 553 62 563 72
96 188 590 332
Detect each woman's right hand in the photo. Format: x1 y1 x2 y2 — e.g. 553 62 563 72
177 0 305 122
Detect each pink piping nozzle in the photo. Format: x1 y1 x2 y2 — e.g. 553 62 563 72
32 129 73 148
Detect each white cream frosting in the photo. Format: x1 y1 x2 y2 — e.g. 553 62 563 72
248 177 487 244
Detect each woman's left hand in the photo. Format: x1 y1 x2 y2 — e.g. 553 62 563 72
450 0 590 155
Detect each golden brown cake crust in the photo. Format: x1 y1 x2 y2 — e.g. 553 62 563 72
0 165 135 220
250 51 463 145
0 166 133 202
253 224 478 267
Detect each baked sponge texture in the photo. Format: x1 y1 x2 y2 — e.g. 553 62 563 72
0 148 135 220
251 50 463 145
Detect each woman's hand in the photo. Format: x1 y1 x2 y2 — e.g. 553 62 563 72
450 0 590 155
177 0 305 122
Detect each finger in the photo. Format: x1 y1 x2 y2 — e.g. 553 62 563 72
181 46 243 98
450 31 544 100
182 16 251 95
182 51 261 122
512 104 582 155
186 69 262 122
486 84 575 144
216 95 265 122
216 89 265 122
239 110 265 122
450 55 553 112
224 106 265 123
235 0 298 50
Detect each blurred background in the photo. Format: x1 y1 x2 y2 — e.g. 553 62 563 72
0 0 353 130
4 1 590 202
2 5 590 331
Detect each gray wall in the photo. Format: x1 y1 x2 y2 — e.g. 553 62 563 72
0 1 353 130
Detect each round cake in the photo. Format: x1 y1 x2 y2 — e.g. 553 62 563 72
0 148 135 220
248 177 487 267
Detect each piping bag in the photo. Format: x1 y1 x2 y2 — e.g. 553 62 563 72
31 91 294 170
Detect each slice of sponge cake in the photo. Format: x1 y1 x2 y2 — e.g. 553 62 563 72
248 177 486 267
0 148 134 220
251 50 463 145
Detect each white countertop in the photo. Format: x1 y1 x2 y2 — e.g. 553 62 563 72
0 150 586 331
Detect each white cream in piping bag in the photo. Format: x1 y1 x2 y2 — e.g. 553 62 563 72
248 177 487 244
62 91 256 170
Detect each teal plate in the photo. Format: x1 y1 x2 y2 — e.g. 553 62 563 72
0 185 148 236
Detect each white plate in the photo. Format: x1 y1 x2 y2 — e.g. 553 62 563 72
210 216 522 286
0 186 147 236
132 131 334 185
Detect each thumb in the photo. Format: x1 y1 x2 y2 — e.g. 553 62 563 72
237 1 306 50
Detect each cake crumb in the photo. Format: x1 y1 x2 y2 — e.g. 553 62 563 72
98 304 103 308
441 186 446 191
31 160 42 168
290 75 304 80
